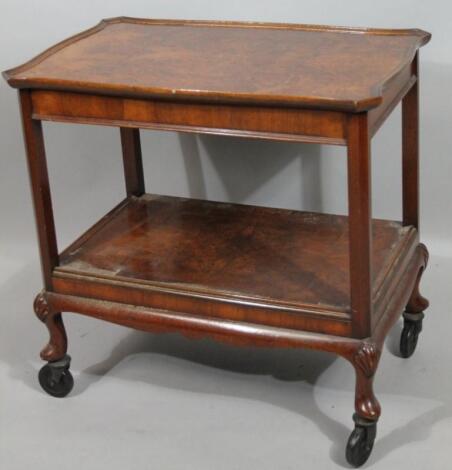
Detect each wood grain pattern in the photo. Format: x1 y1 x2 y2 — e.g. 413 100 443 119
347 113 372 337
51 194 415 337
3 17 430 111
3 19 432 457
52 275 353 337
44 240 427 421
30 90 347 145
403 53 420 229
47 240 425 357
33 292 67 361
19 90 59 289
368 62 414 136
120 127 145 197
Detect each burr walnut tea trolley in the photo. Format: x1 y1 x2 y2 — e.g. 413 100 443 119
3 18 431 467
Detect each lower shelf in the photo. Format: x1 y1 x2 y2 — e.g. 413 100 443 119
53 194 417 336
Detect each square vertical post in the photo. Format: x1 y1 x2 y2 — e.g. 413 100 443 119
120 127 145 197
19 90 58 290
347 113 372 338
402 53 419 230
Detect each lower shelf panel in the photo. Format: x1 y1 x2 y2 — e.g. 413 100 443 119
46 237 424 350
52 194 419 336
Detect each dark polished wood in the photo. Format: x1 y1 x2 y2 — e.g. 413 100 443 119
19 90 59 289
51 194 417 337
347 113 373 337
402 52 420 230
120 127 145 197
405 243 429 314
368 62 415 136
30 90 347 145
40 240 427 423
3 18 431 466
3 17 430 112
33 292 67 361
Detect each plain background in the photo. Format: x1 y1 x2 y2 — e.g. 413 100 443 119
0 1 451 469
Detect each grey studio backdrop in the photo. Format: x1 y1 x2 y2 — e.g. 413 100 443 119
0 2 451 470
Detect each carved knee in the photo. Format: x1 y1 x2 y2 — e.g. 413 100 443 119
34 292 67 361
406 243 429 314
351 341 381 421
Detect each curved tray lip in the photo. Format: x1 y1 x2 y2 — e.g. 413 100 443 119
2 17 432 112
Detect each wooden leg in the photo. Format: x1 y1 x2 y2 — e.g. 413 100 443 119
401 54 428 358
351 342 381 421
34 292 67 362
402 53 419 230
400 243 429 358
19 91 72 394
34 292 73 398
19 90 58 290
19 91 73 396
346 341 381 467
405 243 429 314
120 127 145 197
347 113 372 338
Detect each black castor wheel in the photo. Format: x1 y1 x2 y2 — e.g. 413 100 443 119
38 354 74 398
400 312 424 358
346 414 377 467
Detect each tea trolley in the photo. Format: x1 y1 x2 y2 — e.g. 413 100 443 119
3 18 431 466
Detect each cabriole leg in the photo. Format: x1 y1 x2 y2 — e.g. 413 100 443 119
34 292 73 397
346 341 381 467
400 244 429 358
19 91 73 396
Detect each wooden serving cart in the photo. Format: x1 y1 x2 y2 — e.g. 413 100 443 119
3 18 431 466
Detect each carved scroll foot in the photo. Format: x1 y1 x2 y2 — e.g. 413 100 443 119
345 341 381 467
34 292 73 397
34 292 68 362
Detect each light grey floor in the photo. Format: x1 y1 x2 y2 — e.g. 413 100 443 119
0 247 450 470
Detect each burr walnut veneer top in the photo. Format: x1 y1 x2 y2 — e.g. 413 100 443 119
3 17 430 111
